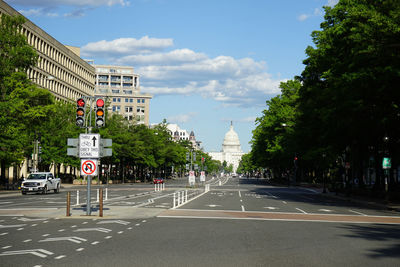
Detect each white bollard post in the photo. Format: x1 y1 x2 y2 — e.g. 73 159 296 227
219 181 222 186
76 190 79 205
105 188 108 201
96 189 99 202
178 191 181 205
162 183 165 191
173 193 176 208
185 190 188 202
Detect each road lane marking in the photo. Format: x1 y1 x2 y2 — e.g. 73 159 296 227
2 246 12 249
76 248 85 252
349 210 367 216
0 224 26 229
283 201 287 204
0 249 53 258
39 236 87 244
241 205 245 212
97 220 130 226
318 209 333 212
238 191 241 198
74 228 112 233
296 208 307 214
55 255 66 260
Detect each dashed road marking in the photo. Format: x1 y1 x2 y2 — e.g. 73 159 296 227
76 248 85 252
296 208 307 214
55 255 66 260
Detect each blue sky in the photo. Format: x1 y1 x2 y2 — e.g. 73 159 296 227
6 0 338 153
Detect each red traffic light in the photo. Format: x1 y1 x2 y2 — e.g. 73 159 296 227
77 98 85 107
96 98 104 108
294 157 298 161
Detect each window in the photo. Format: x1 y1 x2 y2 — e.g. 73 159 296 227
112 106 121 112
125 98 129 103
113 98 117 102
137 107 145 114
142 99 145 103
117 98 121 102
125 107 133 112
130 99 133 103
112 89 120 94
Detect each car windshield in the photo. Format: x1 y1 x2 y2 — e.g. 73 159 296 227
27 174 46 180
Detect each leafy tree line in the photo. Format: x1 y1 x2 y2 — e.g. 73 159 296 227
241 0 400 199
0 13 221 185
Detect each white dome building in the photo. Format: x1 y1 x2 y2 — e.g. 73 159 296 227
209 122 244 173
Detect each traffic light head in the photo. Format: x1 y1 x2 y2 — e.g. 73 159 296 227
95 98 105 128
76 98 86 127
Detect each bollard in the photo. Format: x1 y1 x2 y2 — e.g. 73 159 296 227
105 188 108 201
173 193 176 208
66 192 71 216
99 188 103 217
96 188 99 202
185 190 188 202
177 191 181 205
162 183 165 191
219 181 222 186
76 190 80 205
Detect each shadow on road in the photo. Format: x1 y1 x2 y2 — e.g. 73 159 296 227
338 224 400 259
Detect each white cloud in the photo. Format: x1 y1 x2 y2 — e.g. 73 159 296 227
7 0 129 7
327 0 339 7
297 14 310 22
8 0 128 17
82 36 283 107
81 37 174 57
167 112 198 124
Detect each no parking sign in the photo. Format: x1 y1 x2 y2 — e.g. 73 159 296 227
81 159 98 176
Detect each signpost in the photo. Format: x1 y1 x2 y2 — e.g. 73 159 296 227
189 171 195 186
79 134 100 158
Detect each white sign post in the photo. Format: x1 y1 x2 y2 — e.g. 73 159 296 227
189 171 195 186
79 134 100 158
200 171 205 182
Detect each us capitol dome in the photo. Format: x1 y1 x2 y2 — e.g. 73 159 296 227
209 122 244 173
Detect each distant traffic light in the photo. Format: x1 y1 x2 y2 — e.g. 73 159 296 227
76 98 86 127
95 98 105 128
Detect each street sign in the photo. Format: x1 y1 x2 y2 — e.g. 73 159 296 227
382 157 391 169
67 148 79 157
189 171 195 186
200 171 205 182
100 148 112 157
67 138 79 147
100 139 112 148
81 159 98 176
79 134 100 158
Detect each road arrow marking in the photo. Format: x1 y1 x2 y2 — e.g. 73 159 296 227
97 220 130 226
206 204 221 208
318 209 333 212
39 236 87 244
0 249 53 258
0 224 26 229
18 218 48 222
74 228 112 233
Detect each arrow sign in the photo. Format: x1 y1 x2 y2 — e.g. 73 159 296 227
92 136 97 147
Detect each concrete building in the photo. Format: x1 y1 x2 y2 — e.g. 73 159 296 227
0 1 96 183
0 1 95 102
209 122 244 173
166 124 202 150
93 65 152 125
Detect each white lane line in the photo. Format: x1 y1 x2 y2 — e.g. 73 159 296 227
2 246 12 249
0 233 8 236
91 241 99 245
296 208 307 214
117 231 123 234
349 210 367 216
283 201 287 204
105 236 112 239
55 255 66 260
240 199 243 202
238 191 242 198
23 239 32 243
241 205 245 212
76 248 84 252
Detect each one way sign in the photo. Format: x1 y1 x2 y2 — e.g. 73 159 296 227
79 134 100 158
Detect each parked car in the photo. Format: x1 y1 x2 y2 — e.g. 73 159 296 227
153 178 164 184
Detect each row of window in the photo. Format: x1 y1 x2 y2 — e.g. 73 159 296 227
112 106 145 113
112 98 146 103
35 55 93 95
20 26 93 83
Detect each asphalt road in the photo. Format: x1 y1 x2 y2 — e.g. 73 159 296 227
1 176 400 266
